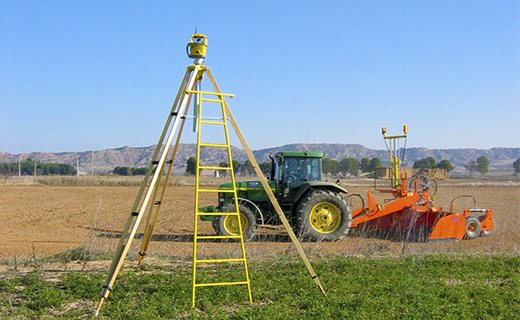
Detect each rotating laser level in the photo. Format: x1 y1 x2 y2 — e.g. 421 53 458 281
186 33 208 64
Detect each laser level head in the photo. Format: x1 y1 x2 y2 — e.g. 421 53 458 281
403 124 408 134
382 127 387 136
187 33 208 64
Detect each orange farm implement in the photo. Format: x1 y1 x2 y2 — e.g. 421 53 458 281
347 126 494 242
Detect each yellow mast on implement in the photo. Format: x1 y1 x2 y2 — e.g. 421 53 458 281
382 125 408 188
94 33 325 317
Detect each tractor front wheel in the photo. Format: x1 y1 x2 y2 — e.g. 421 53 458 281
296 190 352 241
213 204 257 241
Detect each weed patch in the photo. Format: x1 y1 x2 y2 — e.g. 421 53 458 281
1 254 518 319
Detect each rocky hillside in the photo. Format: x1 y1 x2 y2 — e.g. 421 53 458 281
0 144 518 175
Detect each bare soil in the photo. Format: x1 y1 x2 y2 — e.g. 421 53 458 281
0 180 518 263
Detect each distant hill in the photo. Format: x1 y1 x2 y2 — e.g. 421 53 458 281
0 144 518 175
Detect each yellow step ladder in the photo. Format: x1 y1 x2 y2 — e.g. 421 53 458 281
190 89 252 307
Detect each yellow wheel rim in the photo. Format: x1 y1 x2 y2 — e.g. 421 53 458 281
309 202 341 234
223 213 248 235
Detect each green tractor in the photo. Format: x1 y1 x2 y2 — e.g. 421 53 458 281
199 151 352 241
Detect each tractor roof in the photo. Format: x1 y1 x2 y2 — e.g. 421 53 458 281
276 151 323 158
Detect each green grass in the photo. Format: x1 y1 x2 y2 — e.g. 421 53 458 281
1 254 519 319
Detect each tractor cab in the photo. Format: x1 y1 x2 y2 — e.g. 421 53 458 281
271 151 323 201
272 151 322 183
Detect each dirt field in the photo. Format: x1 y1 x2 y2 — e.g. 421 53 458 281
0 179 519 261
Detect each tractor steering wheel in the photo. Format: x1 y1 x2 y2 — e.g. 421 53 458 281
286 173 298 183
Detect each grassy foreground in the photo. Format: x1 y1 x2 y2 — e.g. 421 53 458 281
1 254 519 319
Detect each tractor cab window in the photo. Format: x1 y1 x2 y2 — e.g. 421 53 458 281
285 158 305 182
306 158 321 181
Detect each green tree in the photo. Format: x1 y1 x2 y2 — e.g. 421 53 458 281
131 167 147 175
413 157 437 169
322 157 333 176
186 157 197 176
323 158 339 177
339 157 360 176
360 157 372 173
232 160 241 176
241 160 254 176
330 159 339 176
370 157 383 172
514 158 520 175
465 160 478 178
437 159 454 172
259 161 272 176
476 156 490 176
219 161 228 177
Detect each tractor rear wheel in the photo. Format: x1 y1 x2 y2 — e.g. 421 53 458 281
296 190 352 241
464 216 481 239
213 204 257 241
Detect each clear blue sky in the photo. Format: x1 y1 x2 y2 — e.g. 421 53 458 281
1 1 519 154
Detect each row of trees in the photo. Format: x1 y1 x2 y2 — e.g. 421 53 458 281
0 159 76 176
185 157 272 176
413 157 454 172
322 157 383 177
413 156 495 177
464 156 490 177
112 166 148 176
185 156 385 178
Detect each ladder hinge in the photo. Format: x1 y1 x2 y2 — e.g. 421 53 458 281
132 211 139 217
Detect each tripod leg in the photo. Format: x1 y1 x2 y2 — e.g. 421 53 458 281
95 65 205 316
137 101 191 267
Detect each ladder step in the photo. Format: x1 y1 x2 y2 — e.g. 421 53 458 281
196 235 242 240
196 211 239 216
197 188 234 193
199 165 231 171
196 257 247 264
194 281 249 288
199 143 228 148
200 120 226 125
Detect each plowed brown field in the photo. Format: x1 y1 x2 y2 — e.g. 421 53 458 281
1 180 519 260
